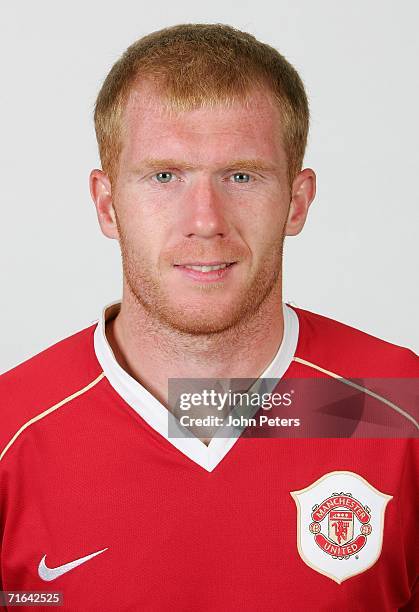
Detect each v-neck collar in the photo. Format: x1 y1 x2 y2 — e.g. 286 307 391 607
93 300 299 472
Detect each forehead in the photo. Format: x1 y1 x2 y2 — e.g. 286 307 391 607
119 82 285 167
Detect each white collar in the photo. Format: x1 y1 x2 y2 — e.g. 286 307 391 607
93 300 299 472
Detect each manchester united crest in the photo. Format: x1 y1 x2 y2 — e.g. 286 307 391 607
290 471 392 583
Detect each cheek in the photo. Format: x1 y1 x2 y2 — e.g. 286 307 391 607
125 224 160 259
115 192 162 252
247 201 288 250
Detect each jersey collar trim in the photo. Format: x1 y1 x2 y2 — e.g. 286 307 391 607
93 300 299 472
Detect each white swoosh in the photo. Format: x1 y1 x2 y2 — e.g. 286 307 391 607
38 547 108 581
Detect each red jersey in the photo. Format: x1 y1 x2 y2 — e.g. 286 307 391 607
0 301 417 611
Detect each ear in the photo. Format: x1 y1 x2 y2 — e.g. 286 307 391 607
89 169 119 240
285 168 317 236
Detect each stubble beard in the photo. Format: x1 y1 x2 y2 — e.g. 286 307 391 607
116 217 285 337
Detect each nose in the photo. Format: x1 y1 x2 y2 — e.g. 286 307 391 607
180 175 230 239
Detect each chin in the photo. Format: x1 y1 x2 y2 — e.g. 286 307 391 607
159 304 243 335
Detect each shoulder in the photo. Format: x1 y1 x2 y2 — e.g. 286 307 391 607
287 305 418 434
0 322 104 461
288 304 418 378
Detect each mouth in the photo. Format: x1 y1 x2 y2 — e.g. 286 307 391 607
174 262 236 272
173 261 237 282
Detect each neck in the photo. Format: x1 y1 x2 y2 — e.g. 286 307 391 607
105 279 285 407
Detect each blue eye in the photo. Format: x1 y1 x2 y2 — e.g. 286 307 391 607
155 171 173 183
233 173 250 183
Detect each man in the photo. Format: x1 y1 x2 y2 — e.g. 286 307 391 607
0 23 417 611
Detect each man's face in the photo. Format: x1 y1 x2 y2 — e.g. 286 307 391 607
111 85 292 335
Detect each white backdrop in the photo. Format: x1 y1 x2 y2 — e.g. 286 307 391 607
1 0 418 373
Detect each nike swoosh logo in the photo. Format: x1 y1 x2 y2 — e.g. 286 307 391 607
38 547 108 581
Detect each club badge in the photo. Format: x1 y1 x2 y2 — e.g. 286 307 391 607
290 471 392 583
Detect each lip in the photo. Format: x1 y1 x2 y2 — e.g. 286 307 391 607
173 262 237 283
174 261 235 266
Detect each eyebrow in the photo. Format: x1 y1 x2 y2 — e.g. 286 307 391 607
131 157 279 173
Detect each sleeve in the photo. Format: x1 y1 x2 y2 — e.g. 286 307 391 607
398 577 419 611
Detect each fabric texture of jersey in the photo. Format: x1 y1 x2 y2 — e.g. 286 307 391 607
0 301 417 611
